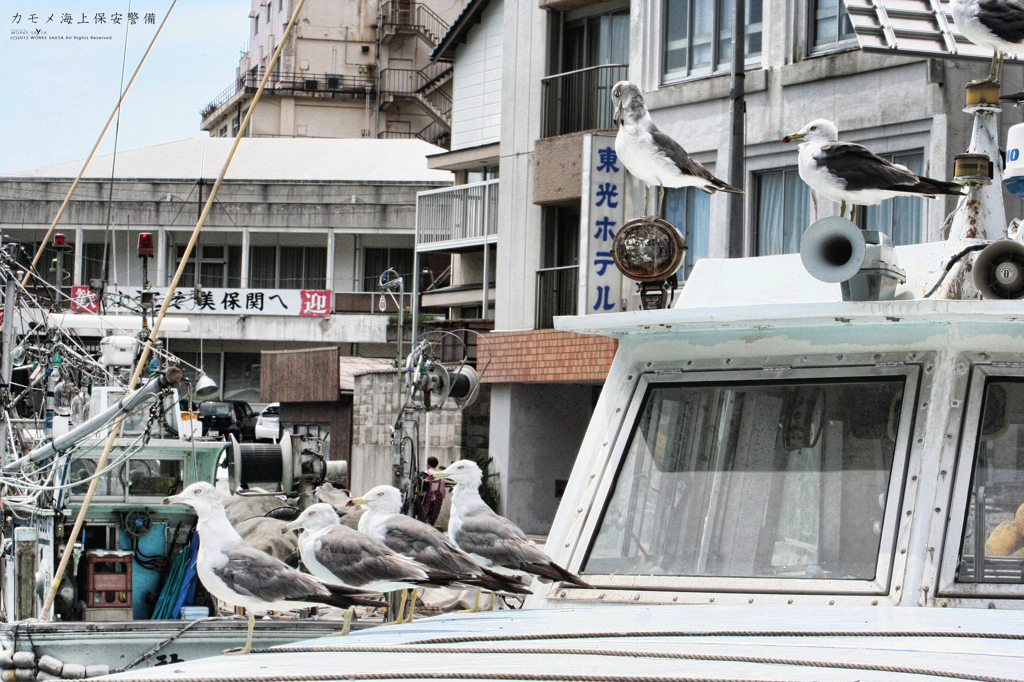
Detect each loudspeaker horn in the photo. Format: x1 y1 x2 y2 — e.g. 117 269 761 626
799 217 867 284
973 239 1024 299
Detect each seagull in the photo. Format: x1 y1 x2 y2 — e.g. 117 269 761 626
610 80 743 219
282 503 464 622
430 460 592 602
162 483 382 655
352 485 533 604
951 0 1024 84
782 119 963 222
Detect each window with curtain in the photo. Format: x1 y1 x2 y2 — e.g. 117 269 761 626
663 186 711 279
83 243 109 285
757 167 811 256
664 0 763 81
169 244 241 288
363 248 413 292
811 0 855 50
249 246 327 289
562 9 630 71
862 151 926 246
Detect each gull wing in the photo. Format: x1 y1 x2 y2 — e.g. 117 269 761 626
649 128 717 184
381 513 485 575
454 507 547 567
212 543 374 605
977 0 1024 44
311 526 428 587
819 141 921 191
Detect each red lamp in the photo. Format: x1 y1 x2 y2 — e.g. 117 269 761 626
137 233 154 257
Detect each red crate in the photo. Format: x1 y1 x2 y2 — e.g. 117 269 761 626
84 552 132 608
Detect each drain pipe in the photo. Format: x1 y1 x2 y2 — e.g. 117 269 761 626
726 0 746 257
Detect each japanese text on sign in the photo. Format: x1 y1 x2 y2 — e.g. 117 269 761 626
583 134 625 315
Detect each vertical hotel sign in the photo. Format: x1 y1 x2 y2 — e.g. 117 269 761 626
580 133 624 315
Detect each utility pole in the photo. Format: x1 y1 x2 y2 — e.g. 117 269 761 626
727 0 747 258
0 237 17 466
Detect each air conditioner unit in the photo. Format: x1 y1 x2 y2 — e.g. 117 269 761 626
303 79 319 91
327 76 340 89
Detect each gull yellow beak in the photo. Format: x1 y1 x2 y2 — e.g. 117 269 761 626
281 519 302 534
162 493 184 506
782 132 804 144
429 471 450 481
349 497 367 506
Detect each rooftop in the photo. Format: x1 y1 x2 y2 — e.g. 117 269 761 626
3 138 453 184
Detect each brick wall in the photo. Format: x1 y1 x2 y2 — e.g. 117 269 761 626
478 329 618 383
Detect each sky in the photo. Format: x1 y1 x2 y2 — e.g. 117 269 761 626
1 0 250 174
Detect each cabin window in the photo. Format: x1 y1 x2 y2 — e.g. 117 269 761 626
585 377 905 582
663 186 709 279
955 379 1024 583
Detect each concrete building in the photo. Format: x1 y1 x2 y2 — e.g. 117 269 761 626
419 0 1024 534
0 137 451 406
199 0 467 148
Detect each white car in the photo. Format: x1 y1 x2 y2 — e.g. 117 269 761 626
254 403 280 441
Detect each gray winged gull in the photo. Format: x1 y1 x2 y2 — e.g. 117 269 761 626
952 0 1024 83
431 460 591 603
282 503 463 622
610 80 743 218
352 484 533 609
782 119 963 222
162 483 381 654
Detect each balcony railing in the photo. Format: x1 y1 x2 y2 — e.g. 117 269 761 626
540 64 628 138
201 69 376 119
535 265 578 329
380 1 450 47
416 179 499 250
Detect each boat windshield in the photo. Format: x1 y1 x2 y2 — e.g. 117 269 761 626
585 377 905 581
957 379 1024 583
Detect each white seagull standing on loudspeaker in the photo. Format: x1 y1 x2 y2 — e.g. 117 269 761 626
610 80 743 219
783 119 963 222
951 0 1024 84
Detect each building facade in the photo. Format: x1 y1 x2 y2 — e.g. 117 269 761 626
200 0 466 149
0 137 452 404
418 0 1024 534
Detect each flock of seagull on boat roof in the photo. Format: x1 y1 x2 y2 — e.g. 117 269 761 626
162 460 590 655
609 0 1024 227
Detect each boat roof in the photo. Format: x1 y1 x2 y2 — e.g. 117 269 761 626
557 239 1024 339
106 605 1024 681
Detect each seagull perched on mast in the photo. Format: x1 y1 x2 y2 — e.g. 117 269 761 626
783 119 963 222
951 0 1024 84
431 460 591 609
610 80 742 219
163 483 382 655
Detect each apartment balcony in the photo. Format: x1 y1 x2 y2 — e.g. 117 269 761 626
540 64 628 139
200 69 376 125
416 179 498 253
535 265 578 329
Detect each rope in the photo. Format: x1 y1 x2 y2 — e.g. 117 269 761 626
88 671 1016 682
39 0 311 617
116 617 208 673
236 644 1024 682
20 0 180 289
392 629 1024 646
